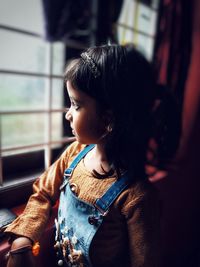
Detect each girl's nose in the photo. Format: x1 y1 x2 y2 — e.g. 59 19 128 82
65 108 72 121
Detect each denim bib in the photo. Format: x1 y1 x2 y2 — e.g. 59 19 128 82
55 144 130 267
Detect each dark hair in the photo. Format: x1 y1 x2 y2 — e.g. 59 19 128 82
64 44 181 181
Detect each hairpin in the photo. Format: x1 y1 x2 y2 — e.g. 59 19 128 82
80 52 100 78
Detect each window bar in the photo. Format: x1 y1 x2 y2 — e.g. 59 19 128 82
0 24 42 38
1 137 76 154
116 22 155 39
131 0 158 11
0 115 3 186
44 43 53 169
0 69 62 79
0 109 66 116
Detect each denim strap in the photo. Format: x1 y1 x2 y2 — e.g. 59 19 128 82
94 173 130 214
61 143 130 212
60 144 95 190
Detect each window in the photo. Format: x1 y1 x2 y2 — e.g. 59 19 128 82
0 0 159 207
116 0 160 61
0 0 73 204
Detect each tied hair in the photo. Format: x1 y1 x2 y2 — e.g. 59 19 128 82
150 84 182 169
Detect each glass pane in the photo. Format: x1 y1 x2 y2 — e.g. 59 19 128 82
118 0 135 28
51 112 63 141
0 74 48 111
52 43 65 75
137 34 154 61
117 26 135 45
118 0 157 36
138 5 157 36
151 0 159 9
0 0 44 35
117 26 154 61
1 114 47 149
52 78 64 109
2 146 45 157
0 30 50 74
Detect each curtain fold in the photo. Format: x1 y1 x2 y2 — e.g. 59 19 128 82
41 0 91 42
154 1 200 266
154 0 193 106
41 0 123 44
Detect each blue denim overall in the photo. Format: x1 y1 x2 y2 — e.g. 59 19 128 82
55 144 130 267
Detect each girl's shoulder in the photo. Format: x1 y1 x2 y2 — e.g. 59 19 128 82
115 180 160 218
66 140 86 157
62 141 87 167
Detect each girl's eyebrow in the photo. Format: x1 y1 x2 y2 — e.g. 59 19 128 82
69 96 83 104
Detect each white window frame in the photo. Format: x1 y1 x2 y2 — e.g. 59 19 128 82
116 0 160 61
0 25 74 189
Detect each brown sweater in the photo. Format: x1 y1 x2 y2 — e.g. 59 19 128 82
5 141 161 267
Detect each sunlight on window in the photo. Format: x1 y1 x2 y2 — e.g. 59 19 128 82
0 0 65 161
117 0 159 61
2 114 46 150
0 30 50 74
0 0 44 35
0 75 47 110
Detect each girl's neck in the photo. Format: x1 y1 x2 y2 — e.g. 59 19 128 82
83 143 112 175
93 144 107 162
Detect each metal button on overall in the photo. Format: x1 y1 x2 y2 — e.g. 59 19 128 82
88 215 99 226
70 183 79 196
56 144 130 267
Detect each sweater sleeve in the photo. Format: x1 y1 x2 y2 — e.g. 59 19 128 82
121 182 161 267
5 141 85 243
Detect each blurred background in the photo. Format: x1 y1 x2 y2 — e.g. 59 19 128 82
0 0 160 195
0 0 200 266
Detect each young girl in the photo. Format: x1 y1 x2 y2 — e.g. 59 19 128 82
5 44 180 267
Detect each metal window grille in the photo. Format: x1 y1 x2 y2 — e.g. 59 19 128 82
0 25 71 187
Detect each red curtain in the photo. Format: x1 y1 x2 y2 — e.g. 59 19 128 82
153 0 200 266
154 0 193 106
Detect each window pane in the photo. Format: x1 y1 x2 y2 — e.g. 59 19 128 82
151 0 159 9
0 30 50 74
1 114 47 150
117 26 134 44
118 0 133 27
0 74 49 111
118 1 157 36
52 78 64 109
0 0 44 35
137 34 154 61
117 26 154 61
138 5 157 36
52 43 65 75
51 112 63 142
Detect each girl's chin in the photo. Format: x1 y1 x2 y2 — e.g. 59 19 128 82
72 129 75 135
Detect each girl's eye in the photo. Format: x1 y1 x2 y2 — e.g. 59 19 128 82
74 104 80 110
71 101 80 110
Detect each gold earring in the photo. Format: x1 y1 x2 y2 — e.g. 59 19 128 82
106 124 113 132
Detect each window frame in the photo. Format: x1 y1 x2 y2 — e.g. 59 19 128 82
0 24 74 207
115 0 160 61
0 0 159 207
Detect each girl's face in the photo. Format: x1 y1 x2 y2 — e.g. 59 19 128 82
65 80 106 144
